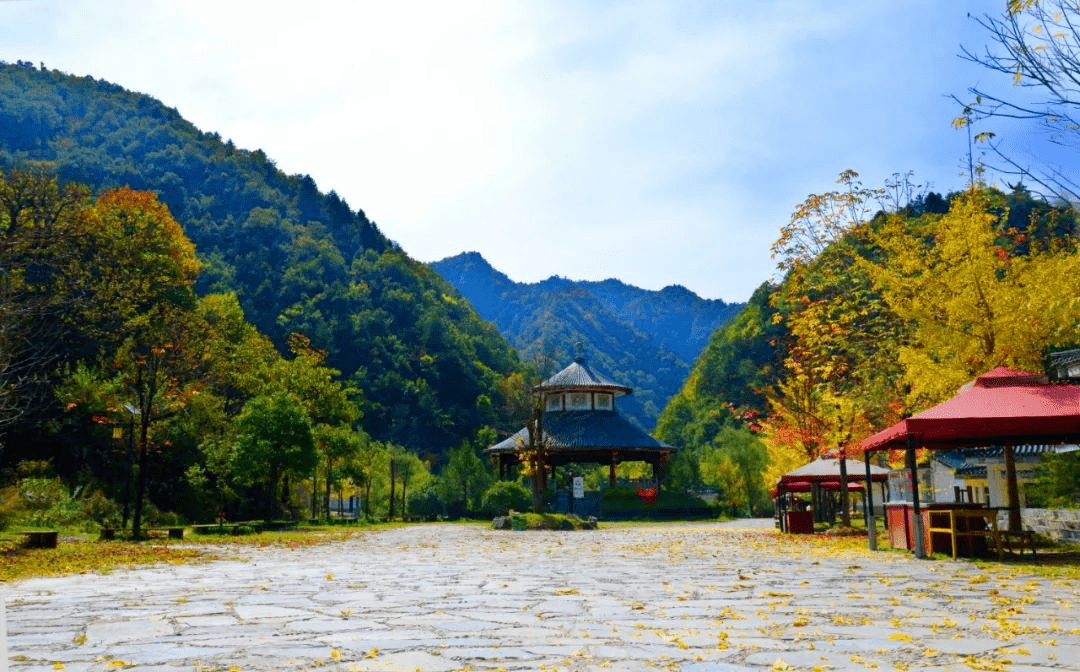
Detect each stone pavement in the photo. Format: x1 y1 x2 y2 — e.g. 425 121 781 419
4 522 1080 671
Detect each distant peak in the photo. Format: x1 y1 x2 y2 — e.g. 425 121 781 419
438 251 491 267
659 284 698 299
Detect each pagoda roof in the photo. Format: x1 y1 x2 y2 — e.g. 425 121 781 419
537 357 632 396
486 410 671 456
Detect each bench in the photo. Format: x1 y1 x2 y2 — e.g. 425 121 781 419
149 527 185 540
998 530 1037 559
21 530 59 549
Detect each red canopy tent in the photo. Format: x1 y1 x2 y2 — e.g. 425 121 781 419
860 366 1080 556
774 457 889 532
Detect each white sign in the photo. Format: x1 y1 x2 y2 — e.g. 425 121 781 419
573 477 585 499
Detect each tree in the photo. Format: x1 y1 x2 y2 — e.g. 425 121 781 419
438 433 496 518
82 188 202 539
699 426 770 517
956 1 1080 204
499 368 550 514
764 172 907 513
859 187 1080 407
232 392 317 523
0 169 90 431
313 423 367 520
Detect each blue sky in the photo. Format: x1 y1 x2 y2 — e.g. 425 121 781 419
0 0 1038 302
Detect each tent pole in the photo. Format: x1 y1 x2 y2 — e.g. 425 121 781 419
864 451 877 551
1004 444 1021 533
908 433 926 558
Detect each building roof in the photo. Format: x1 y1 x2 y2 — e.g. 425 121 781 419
862 366 1080 451
486 410 671 455
778 457 890 485
934 444 1078 471
537 357 632 396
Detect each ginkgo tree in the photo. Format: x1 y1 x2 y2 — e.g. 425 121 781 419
859 186 1080 407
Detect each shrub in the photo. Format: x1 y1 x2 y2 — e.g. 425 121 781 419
407 485 443 520
505 513 594 530
481 480 531 517
601 486 717 519
0 486 20 532
80 490 122 528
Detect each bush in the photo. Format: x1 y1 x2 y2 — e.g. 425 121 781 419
601 486 717 519
407 485 443 521
80 490 122 528
503 513 595 530
0 486 20 532
17 477 83 528
481 480 531 517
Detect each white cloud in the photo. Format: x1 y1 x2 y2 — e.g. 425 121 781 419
0 0 1013 301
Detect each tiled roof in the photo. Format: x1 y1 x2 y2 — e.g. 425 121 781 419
934 444 1078 471
486 410 670 454
537 358 632 396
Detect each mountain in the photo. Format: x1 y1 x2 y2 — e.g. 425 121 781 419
430 252 745 430
0 61 520 456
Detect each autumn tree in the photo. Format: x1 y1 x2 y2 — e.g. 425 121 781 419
54 188 203 538
859 186 1080 406
499 367 550 514
766 172 908 512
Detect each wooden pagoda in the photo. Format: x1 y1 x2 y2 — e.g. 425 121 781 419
485 356 673 486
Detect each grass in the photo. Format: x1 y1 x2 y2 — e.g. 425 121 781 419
0 521 380 583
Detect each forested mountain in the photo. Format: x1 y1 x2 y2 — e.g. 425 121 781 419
653 176 1079 514
431 251 744 430
0 61 520 457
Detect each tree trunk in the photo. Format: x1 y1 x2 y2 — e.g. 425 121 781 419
324 459 332 522
839 456 851 527
388 457 396 519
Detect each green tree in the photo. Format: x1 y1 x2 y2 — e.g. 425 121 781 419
437 433 495 518
313 423 367 520
0 169 90 430
232 392 317 523
699 426 770 517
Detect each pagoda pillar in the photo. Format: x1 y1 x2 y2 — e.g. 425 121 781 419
609 449 619 486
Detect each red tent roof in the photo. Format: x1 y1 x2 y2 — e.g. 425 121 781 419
772 480 866 496
862 366 1080 452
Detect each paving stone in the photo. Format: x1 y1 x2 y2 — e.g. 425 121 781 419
4 522 1080 670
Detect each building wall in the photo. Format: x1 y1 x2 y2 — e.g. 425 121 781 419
1008 508 1080 542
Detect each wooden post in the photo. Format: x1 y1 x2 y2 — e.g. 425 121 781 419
864 451 877 551
1004 444 1022 533
907 433 926 559
609 450 618 486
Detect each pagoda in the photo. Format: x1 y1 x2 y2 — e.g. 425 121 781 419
485 355 673 486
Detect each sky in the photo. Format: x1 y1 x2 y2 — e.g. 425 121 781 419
0 0 1049 302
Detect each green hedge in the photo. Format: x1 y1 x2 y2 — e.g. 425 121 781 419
600 486 717 520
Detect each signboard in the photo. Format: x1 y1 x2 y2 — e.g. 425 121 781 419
573 477 585 499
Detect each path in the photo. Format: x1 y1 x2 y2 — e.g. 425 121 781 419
5 523 1079 671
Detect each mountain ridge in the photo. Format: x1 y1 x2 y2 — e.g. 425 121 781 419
430 251 745 430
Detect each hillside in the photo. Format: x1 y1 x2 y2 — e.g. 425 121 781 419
0 61 520 455
431 251 744 430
